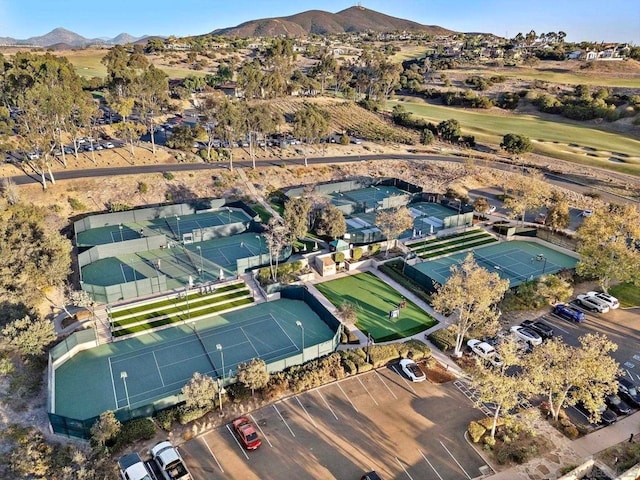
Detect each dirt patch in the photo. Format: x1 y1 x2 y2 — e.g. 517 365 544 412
423 360 457 383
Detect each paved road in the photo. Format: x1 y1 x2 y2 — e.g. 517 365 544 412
5 153 637 206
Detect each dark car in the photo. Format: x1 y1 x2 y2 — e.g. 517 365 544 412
576 401 617 425
361 472 383 480
520 320 554 340
605 394 632 415
618 378 640 408
553 304 586 323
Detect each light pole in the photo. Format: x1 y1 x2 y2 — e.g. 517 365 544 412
196 246 204 279
255 235 262 263
227 207 232 223
296 321 305 362
216 344 225 411
540 254 548 275
120 371 130 410
175 216 181 242
118 224 124 242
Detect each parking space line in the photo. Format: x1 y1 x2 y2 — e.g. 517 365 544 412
395 457 415 480
375 371 398 400
440 440 471 479
636 374 640 383
543 316 570 334
200 436 224 473
419 450 444 480
337 382 359 412
295 396 318 428
626 369 633 379
357 377 379 406
226 424 250 460
391 365 417 394
317 390 339 420
273 404 296 437
249 413 273 447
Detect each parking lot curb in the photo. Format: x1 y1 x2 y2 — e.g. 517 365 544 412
463 431 497 479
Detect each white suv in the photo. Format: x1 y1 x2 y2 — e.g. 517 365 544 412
576 294 610 313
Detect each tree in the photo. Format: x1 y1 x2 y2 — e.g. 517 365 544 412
503 171 550 226
536 274 573 305
545 192 570 231
283 196 312 240
90 411 121 447
576 204 640 292
236 358 270 396
166 124 197 151
471 339 531 438
181 372 218 410
501 133 533 156
437 119 461 143
473 197 490 215
213 97 242 171
337 301 357 324
524 333 619 421
420 128 435 145
432 255 510 357
2 315 56 356
264 217 290 282
135 65 169 155
374 206 414 257
293 103 330 167
315 205 346 239
311 53 338 94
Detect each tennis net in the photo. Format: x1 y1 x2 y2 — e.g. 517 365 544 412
473 252 529 282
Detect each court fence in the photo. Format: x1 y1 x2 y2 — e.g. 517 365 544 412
81 275 168 304
47 285 341 439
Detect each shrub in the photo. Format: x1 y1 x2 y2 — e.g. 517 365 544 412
347 331 360 344
478 416 504 430
369 244 381 255
468 421 486 443
352 247 363 261
67 197 86 211
264 372 290 400
563 424 580 439
398 340 431 361
340 134 350 145
137 182 148 194
483 435 496 448
178 405 210 425
358 362 373 373
155 407 178 431
163 171 175 181
368 344 400 367
113 418 156 449
334 252 345 263
427 328 455 351
342 358 357 375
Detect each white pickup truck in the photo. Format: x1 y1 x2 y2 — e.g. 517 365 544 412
151 441 192 480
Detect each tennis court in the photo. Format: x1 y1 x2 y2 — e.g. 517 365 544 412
53 298 337 420
315 272 437 342
81 232 267 291
413 240 578 288
77 208 251 247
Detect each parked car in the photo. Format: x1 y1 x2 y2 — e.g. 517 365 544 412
467 339 503 366
399 358 426 382
553 304 586 323
232 416 262 450
581 209 593 217
118 452 152 480
103 142 115 149
534 213 547 225
605 394 631 415
150 441 192 480
361 472 383 480
510 326 543 346
576 294 610 313
520 320 554 340
618 378 640 408
575 401 617 425
586 291 619 309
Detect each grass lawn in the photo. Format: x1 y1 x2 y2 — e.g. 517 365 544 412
389 97 640 176
315 272 437 342
609 283 640 308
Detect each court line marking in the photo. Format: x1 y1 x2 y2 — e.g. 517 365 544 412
316 390 339 420
201 436 224 473
440 440 471 479
375 371 398 400
226 424 250 460
271 316 300 351
240 326 261 357
120 263 127 283
273 404 296 437
152 351 165 387
395 457 414 480
391 365 417 394
419 450 443 480
337 382 359 412
249 414 273 448
108 357 118 409
357 377 379 406
295 396 318 428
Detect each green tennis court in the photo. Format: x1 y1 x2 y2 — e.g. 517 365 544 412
414 240 578 288
315 272 437 342
53 298 336 420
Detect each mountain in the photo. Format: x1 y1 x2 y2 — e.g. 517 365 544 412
212 6 453 38
0 28 145 47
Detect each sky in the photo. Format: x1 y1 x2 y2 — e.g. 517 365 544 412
0 0 638 43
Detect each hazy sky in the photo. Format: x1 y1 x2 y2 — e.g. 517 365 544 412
1 0 638 43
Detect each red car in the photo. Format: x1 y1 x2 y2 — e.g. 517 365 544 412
232 417 262 450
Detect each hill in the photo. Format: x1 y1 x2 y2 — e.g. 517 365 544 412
212 6 453 38
0 28 144 47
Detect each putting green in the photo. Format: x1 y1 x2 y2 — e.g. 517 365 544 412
315 272 437 342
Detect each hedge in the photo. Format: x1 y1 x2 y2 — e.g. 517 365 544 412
468 421 486 443
427 328 456 352
113 418 156 450
178 405 211 425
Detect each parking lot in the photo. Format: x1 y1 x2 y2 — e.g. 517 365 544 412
179 368 490 480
